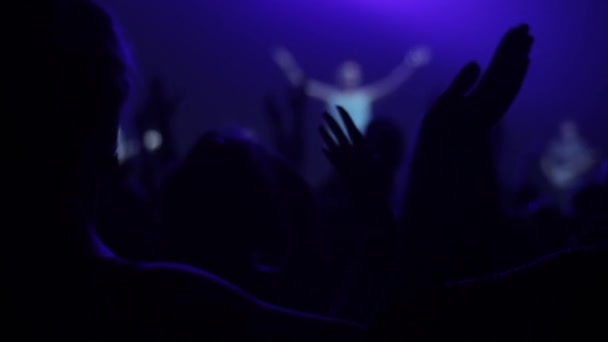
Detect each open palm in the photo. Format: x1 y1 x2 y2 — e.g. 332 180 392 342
423 24 533 138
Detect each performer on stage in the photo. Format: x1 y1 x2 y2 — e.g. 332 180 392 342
540 120 598 194
272 45 431 133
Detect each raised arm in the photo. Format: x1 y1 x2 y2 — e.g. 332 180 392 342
371 24 535 339
272 47 337 100
363 46 431 101
319 107 398 324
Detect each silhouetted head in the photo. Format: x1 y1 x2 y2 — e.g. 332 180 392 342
161 132 286 281
559 120 579 141
336 61 363 89
9 0 132 255
33 0 130 201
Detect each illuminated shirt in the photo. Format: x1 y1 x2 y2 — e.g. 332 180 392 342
327 90 373 133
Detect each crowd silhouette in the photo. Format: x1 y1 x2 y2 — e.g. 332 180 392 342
7 0 608 340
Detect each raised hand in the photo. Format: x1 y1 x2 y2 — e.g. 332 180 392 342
405 45 432 68
319 107 386 200
424 24 533 136
403 25 534 286
272 47 296 69
272 46 308 88
470 24 533 127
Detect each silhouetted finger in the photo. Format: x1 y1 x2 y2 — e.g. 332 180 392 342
508 32 534 60
319 125 338 151
474 63 531 126
500 24 530 48
493 24 533 64
497 57 530 106
476 25 534 108
509 24 530 39
444 62 481 98
519 34 534 61
323 112 350 147
336 106 364 146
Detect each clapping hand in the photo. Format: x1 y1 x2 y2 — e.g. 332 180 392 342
423 24 533 137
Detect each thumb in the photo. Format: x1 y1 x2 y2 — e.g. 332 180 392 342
444 62 481 98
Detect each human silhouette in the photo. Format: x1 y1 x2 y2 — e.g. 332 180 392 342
371 24 608 341
7 0 365 339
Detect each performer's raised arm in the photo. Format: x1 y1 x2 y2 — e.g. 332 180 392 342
272 47 338 101
363 46 432 101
